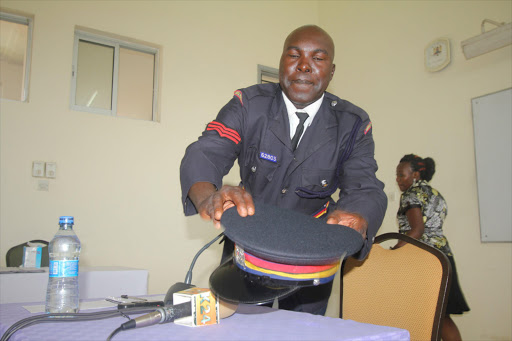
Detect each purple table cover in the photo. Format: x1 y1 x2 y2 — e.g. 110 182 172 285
0 301 410 341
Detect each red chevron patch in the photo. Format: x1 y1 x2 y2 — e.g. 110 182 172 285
206 121 241 144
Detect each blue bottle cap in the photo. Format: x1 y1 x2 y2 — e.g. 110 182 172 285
59 216 74 225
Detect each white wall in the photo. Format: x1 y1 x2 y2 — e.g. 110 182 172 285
1 1 510 340
0 0 320 306
321 1 512 339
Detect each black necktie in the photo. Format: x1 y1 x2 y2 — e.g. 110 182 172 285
291 112 309 151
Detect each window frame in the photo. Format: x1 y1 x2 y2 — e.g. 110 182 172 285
0 11 33 102
70 29 160 121
257 64 279 84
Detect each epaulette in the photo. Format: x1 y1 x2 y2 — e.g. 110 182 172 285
233 83 280 106
325 92 372 135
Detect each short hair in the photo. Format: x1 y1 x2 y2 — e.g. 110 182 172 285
400 154 436 182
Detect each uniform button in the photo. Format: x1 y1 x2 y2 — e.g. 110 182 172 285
281 188 287 194
331 100 337 107
251 166 257 172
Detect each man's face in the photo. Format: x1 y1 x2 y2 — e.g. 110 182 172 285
279 27 336 109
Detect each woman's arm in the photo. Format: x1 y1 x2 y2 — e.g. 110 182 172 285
392 207 425 249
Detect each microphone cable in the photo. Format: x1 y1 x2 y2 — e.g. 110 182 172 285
107 232 225 340
106 326 123 341
0 307 156 341
184 232 224 284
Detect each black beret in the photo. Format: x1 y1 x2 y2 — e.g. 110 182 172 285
209 202 364 304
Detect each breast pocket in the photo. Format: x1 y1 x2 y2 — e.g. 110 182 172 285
244 147 280 192
301 168 337 192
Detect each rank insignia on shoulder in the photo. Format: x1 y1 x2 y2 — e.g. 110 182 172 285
234 90 243 106
259 152 277 163
364 122 372 135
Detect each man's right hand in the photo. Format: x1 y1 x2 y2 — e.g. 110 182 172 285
188 182 255 229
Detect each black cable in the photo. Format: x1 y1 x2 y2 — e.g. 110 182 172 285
1 307 156 341
106 233 226 340
184 232 224 284
2 318 89 341
106 326 123 341
1 318 46 341
2 308 124 340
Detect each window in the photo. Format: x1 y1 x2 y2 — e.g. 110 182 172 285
0 11 33 102
71 29 159 121
257 64 279 84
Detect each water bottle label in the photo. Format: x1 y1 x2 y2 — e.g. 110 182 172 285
49 260 79 277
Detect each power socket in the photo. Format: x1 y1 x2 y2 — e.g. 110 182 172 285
45 162 56 178
32 161 45 177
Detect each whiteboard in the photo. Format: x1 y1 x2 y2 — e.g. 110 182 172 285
472 88 512 242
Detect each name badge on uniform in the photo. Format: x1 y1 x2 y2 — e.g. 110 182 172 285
259 152 277 163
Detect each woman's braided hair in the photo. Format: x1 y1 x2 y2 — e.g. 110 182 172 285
400 154 436 182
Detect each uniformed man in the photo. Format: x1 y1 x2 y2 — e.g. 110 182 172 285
180 25 387 315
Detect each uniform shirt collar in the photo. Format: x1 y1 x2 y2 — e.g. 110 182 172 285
282 92 324 138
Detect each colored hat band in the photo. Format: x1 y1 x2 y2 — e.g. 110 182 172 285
312 201 329 218
234 245 340 286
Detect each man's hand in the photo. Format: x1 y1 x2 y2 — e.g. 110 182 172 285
188 182 255 229
326 210 368 239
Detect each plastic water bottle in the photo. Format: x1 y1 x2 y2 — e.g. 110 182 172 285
45 216 81 313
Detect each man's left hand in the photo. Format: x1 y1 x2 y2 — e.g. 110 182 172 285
326 210 368 239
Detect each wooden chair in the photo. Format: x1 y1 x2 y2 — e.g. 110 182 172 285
340 232 451 341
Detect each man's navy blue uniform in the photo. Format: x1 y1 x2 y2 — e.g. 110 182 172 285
181 83 386 261
180 25 386 315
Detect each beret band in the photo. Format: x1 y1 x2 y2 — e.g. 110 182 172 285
209 202 364 304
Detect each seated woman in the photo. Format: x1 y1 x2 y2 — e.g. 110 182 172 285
393 154 470 341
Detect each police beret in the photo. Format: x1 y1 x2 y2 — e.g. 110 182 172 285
209 202 364 304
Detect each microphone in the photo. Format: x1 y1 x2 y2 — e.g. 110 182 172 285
121 288 237 330
109 233 237 339
121 302 192 329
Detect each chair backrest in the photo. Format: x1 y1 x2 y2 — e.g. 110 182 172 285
341 232 451 341
6 240 49 267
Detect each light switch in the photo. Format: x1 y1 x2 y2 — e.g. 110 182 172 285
32 161 45 177
45 162 57 178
